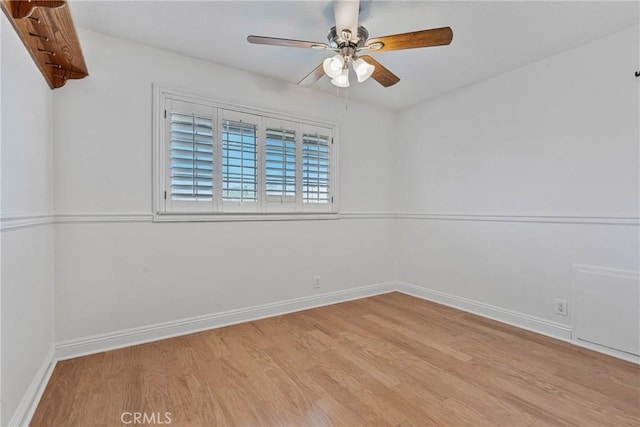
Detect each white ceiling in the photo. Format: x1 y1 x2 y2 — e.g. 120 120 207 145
69 1 639 110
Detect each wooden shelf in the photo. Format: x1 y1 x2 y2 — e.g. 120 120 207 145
1 0 88 89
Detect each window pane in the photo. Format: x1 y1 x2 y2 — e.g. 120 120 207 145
170 112 213 201
265 128 296 197
222 120 257 202
303 133 330 203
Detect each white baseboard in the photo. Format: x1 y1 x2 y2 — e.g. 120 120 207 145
56 280 639 363
570 338 640 364
8 345 57 427
396 281 573 340
56 282 396 360
15 280 639 427
396 281 640 364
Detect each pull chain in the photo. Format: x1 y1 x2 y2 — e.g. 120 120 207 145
335 87 350 111
345 86 349 111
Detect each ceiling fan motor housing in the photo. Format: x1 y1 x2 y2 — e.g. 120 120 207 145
327 25 369 58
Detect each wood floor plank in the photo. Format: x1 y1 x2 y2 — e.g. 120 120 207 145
31 292 640 426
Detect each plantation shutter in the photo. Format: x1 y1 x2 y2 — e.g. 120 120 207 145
302 124 333 212
157 90 337 216
263 118 298 211
220 110 259 212
165 99 215 212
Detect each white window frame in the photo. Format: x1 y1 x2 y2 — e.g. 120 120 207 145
152 84 338 222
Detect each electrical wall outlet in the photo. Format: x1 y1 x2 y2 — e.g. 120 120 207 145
556 299 568 316
313 276 321 289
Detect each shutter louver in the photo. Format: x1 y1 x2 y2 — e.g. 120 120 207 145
222 120 258 202
265 128 296 198
170 112 213 201
303 133 330 203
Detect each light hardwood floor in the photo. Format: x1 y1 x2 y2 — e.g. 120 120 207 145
31 292 639 426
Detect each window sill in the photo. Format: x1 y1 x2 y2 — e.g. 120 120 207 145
153 212 340 223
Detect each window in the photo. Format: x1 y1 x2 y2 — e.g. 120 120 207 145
265 127 296 199
169 111 213 202
220 110 259 212
222 120 257 203
302 130 331 204
154 87 336 218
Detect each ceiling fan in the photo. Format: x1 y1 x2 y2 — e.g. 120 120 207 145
247 0 453 88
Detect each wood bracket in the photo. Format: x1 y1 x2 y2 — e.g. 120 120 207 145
10 0 65 19
1 0 89 89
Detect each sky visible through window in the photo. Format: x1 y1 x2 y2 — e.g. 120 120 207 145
222 120 257 202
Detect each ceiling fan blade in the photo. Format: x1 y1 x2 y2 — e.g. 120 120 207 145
298 63 326 86
366 27 453 52
247 35 328 50
334 0 360 41
360 55 400 87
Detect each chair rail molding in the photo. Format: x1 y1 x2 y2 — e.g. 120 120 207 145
396 212 639 226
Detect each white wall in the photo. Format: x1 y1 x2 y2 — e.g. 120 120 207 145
1 16 55 426
396 26 639 337
53 25 639 347
53 30 397 342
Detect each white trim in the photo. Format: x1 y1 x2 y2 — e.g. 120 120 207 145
56 279 640 363
153 212 340 223
396 281 639 364
573 264 639 280
340 212 396 220
2 212 636 229
153 83 165 217
396 212 639 225
571 338 640 364
8 346 57 427
0 212 388 229
55 213 154 224
55 282 396 360
396 281 573 340
0 215 54 231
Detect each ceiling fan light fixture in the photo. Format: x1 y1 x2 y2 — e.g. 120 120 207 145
352 57 375 83
322 54 344 78
331 67 350 87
